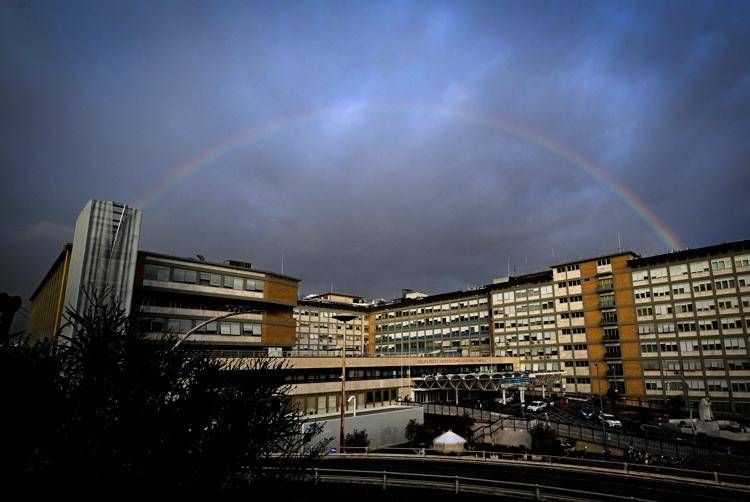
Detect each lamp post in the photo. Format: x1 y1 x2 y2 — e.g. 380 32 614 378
333 313 357 452
594 363 603 411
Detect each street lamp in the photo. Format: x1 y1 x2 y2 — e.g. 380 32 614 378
333 313 357 452
348 395 357 417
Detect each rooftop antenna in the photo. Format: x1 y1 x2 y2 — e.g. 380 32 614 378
507 258 510 277
281 252 284 274
617 233 623 252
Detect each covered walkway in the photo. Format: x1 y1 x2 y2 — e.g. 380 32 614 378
412 371 564 404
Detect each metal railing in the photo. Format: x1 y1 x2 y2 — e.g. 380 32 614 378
321 450 750 487
311 467 653 500
407 402 734 458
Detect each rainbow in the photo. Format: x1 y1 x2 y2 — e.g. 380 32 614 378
133 102 682 250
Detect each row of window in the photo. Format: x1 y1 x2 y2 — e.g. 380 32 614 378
144 264 265 292
565 377 591 384
295 310 364 320
645 379 750 392
375 299 489 320
556 264 581 273
642 359 750 372
298 322 359 331
635 281 750 300
632 256 750 282
377 312 490 331
641 338 747 354
492 285 556 304
138 317 262 336
493 301 556 317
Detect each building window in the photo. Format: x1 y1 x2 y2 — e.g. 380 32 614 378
245 279 264 292
172 268 197 284
144 264 170 281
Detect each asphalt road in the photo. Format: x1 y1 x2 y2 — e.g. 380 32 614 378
318 455 748 501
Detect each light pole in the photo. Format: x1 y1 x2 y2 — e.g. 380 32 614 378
333 313 357 452
594 363 603 411
348 395 357 417
172 306 261 351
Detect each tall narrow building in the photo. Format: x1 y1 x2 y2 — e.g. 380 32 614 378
61 200 141 335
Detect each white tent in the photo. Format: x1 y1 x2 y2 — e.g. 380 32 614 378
432 430 467 453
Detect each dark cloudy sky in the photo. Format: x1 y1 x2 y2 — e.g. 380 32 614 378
2 0 749 305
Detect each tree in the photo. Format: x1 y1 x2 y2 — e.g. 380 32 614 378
405 419 431 447
530 424 562 454
344 428 370 448
2 289 328 494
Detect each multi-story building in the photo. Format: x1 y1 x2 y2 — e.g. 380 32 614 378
628 242 750 413
366 242 750 413
372 289 492 357
293 293 371 356
27 200 749 413
133 250 299 352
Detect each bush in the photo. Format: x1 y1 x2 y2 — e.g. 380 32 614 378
345 428 370 447
530 424 562 454
405 419 431 447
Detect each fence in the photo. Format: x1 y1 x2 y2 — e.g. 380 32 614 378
312 467 655 500
410 402 731 458
324 449 750 487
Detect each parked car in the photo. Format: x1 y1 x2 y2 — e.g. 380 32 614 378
527 400 548 412
578 407 595 420
494 394 516 404
598 412 622 428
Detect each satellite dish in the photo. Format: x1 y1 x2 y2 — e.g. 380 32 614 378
196 254 205 261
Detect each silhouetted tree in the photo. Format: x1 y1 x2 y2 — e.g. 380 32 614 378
530 424 562 454
405 419 431 447
2 289 327 495
345 428 370 448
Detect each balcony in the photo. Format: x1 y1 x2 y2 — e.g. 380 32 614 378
596 281 614 293
599 317 618 326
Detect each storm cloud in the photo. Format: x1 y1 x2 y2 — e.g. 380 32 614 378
2 0 749 305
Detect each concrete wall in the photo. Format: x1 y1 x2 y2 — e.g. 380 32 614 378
304 405 424 450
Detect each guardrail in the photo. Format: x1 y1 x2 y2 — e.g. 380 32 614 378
311 466 653 500
323 450 750 487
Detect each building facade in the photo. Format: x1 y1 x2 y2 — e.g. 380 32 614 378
628 243 750 413
373 289 492 357
27 200 750 413
63 200 141 330
365 242 750 413
133 251 299 352
293 293 371 356
26 244 72 345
